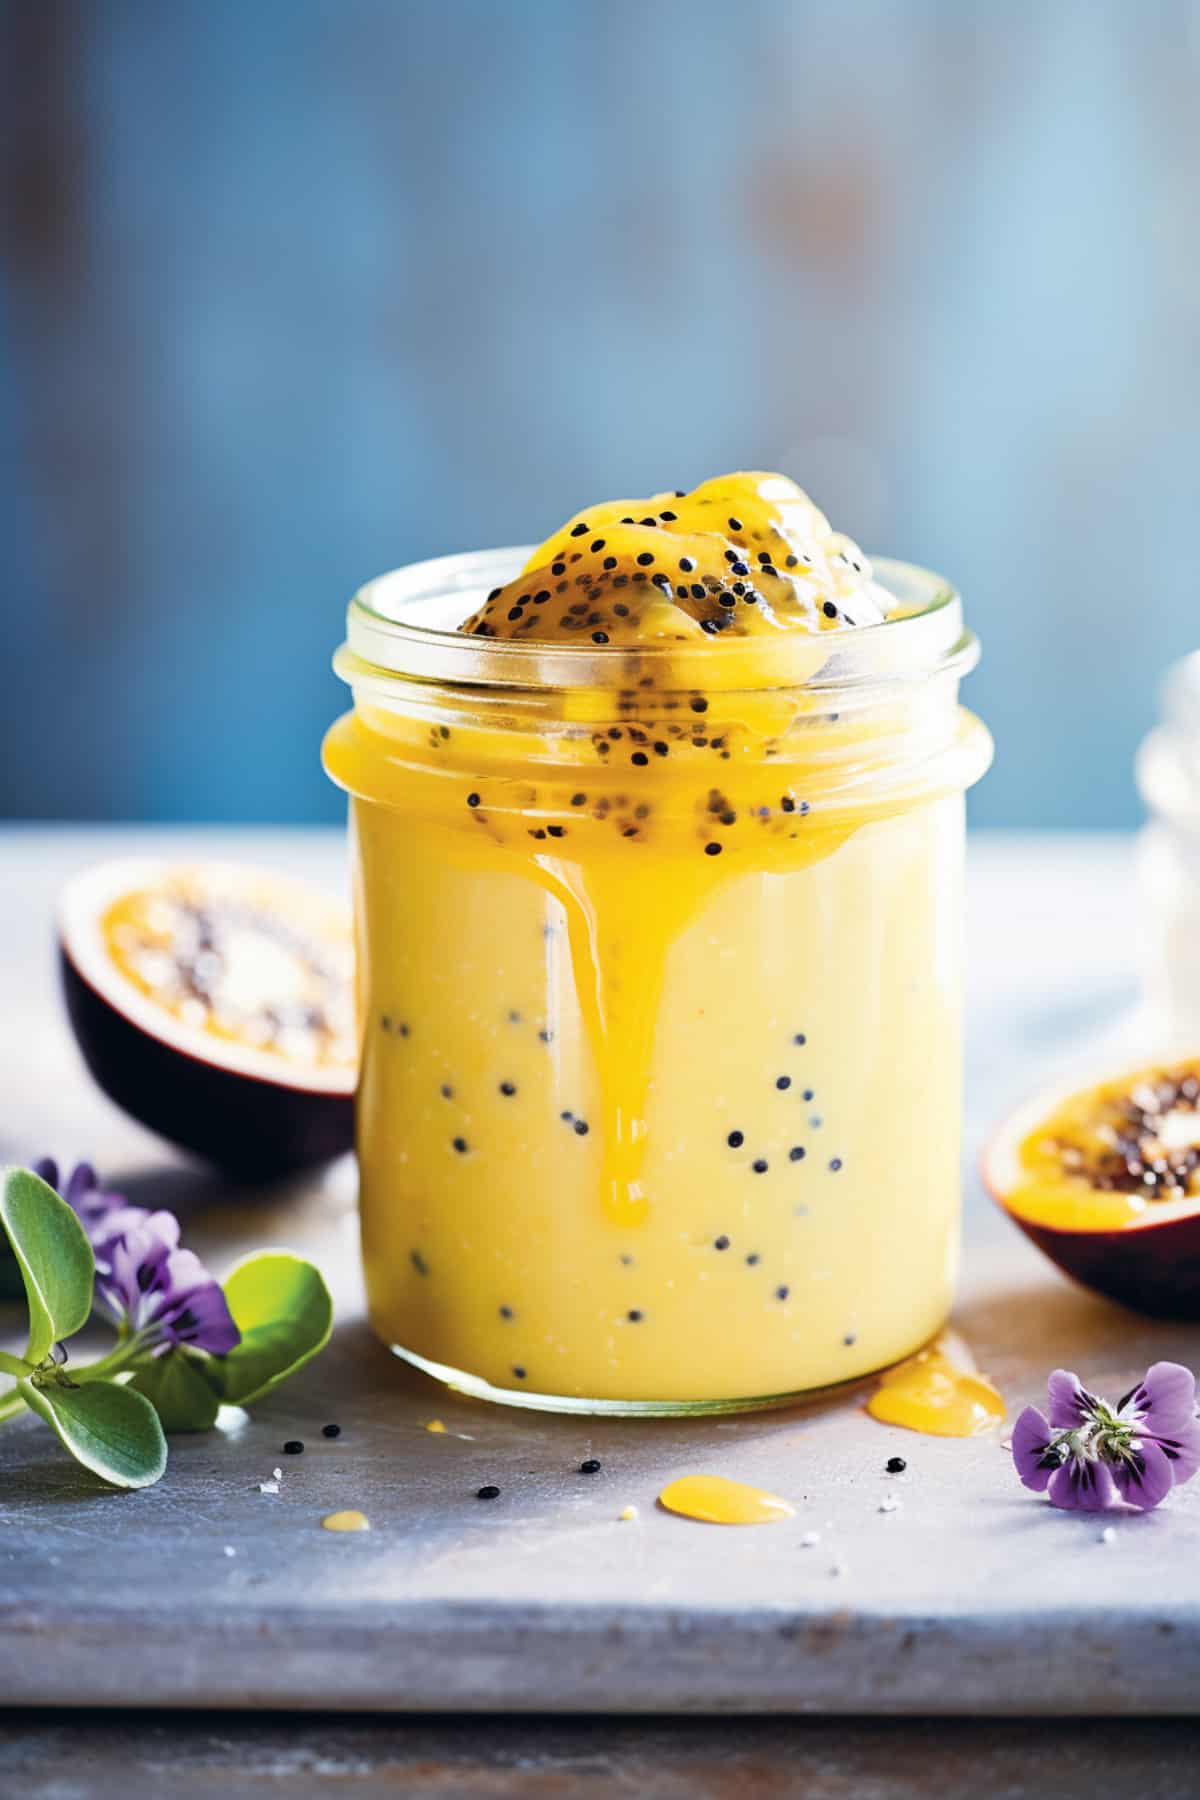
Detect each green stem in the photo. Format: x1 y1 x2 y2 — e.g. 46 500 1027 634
0 1336 149 1426
0 1387 26 1424
69 1336 148 1384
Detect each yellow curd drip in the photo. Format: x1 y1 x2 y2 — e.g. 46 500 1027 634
658 1473 795 1525
866 1338 1005 1437
321 1510 371 1532
325 473 992 1403
537 853 718 1228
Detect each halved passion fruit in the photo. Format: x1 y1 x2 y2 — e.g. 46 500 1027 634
984 1059 1200 1318
59 859 356 1177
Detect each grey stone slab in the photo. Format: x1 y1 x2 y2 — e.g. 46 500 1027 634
4 1713 1200 1800
5 1711 1200 1800
2 827 1197 1715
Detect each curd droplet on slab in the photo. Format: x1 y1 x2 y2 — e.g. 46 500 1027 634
321 1509 371 1532
657 1473 794 1525
866 1340 1005 1437
424 1419 447 1434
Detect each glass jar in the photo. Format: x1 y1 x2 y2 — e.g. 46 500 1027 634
1137 650 1200 1038
323 548 991 1414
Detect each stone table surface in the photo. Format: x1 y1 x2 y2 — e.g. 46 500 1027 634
1 826 1197 1733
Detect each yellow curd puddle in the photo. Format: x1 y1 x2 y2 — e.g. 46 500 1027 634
321 1509 371 1532
867 1339 1005 1437
658 1473 794 1525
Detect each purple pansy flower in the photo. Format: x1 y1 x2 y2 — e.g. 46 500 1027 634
33 1158 239 1359
1013 1362 1200 1512
31 1158 145 1242
96 1209 240 1356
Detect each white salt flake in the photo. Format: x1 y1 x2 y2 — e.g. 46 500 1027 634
257 1479 280 1496
1100 1526 1117 1545
878 1494 902 1514
800 1530 822 1548
223 1545 237 1557
272 1466 283 1480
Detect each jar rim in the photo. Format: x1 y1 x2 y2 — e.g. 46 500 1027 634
337 546 978 695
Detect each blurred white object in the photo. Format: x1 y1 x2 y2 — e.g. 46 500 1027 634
1137 651 1200 1038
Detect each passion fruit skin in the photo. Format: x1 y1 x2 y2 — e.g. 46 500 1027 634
1001 1209 1200 1321
61 944 354 1179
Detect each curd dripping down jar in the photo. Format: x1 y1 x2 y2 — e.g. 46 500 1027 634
323 549 992 1414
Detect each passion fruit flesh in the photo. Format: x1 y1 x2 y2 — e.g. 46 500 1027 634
984 1060 1200 1318
59 859 355 1178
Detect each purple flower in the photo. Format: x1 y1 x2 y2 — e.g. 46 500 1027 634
32 1158 144 1243
1013 1362 1200 1512
94 1209 240 1357
32 1158 240 1359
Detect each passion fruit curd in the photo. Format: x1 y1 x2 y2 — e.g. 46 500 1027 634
324 472 992 1411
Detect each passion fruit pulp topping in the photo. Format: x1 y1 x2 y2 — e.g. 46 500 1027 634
102 875 355 1074
459 470 892 644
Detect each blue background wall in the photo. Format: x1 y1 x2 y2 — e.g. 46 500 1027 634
3 0 1198 826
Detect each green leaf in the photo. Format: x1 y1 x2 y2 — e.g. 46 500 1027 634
208 1253 333 1407
19 1376 167 1489
129 1350 221 1433
0 1167 95 1363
